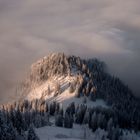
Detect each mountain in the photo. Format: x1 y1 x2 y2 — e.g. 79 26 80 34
21 53 138 106
0 53 140 140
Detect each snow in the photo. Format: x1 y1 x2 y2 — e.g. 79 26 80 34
26 75 75 100
26 75 108 109
36 125 140 140
36 124 108 140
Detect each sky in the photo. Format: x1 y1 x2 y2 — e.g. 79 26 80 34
0 0 140 102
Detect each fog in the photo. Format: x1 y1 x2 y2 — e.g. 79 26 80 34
0 0 140 102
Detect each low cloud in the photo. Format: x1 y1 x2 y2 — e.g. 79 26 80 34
0 0 140 102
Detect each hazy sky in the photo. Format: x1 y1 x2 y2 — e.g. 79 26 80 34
0 0 140 102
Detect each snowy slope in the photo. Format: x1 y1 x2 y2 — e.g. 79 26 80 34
26 74 108 109
36 124 108 140
36 125 140 140
26 75 75 100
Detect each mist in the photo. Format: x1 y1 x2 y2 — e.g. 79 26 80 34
0 0 140 103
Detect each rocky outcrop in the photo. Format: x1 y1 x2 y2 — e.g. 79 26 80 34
30 53 70 82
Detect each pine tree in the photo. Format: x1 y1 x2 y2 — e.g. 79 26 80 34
83 110 90 124
50 102 56 115
112 126 120 140
107 126 114 140
101 135 106 140
97 113 104 129
91 112 97 132
15 108 25 134
33 114 42 128
27 125 40 140
75 84 80 98
82 96 87 104
107 118 113 131
0 112 17 140
55 114 63 127
70 102 75 116
64 113 73 128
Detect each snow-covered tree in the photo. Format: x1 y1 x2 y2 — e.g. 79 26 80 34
50 102 56 115
91 112 98 132
83 110 90 124
64 113 73 128
27 125 40 140
0 112 17 140
55 114 63 127
107 118 113 131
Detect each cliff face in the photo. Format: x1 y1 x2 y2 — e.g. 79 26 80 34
30 53 70 82
18 53 81 100
23 53 83 101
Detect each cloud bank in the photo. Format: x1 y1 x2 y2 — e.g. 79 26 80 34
0 0 140 102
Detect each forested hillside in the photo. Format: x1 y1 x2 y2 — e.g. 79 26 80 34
0 53 140 140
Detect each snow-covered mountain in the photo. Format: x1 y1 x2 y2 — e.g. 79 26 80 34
20 52 139 109
21 53 108 109
0 53 140 140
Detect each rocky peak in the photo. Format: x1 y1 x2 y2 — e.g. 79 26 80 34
30 53 70 82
